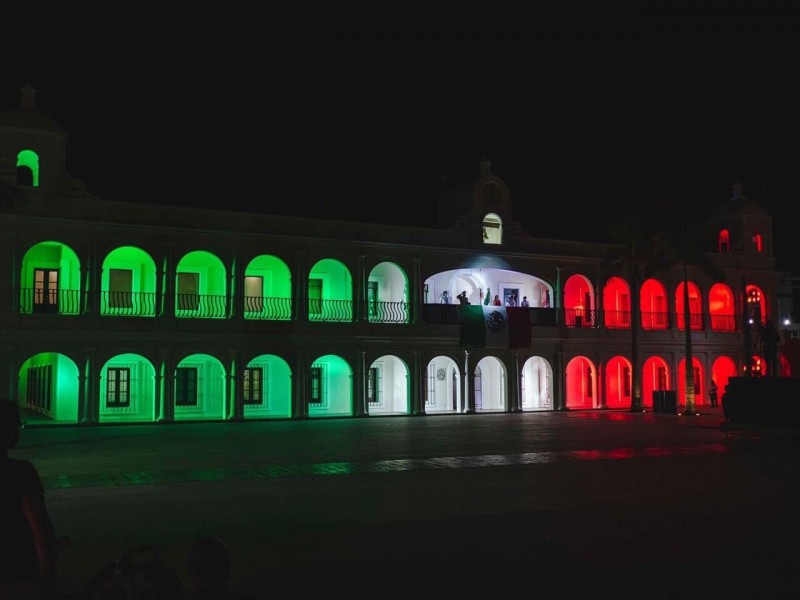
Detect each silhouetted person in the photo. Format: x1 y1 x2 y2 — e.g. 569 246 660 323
709 380 718 408
184 537 252 599
456 291 469 305
0 399 59 599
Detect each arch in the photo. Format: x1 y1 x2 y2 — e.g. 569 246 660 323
99 353 157 423
17 352 80 424
642 356 671 409
243 354 292 419
604 356 632 409
423 268 552 312
173 353 227 421
473 356 506 412
367 355 410 415
101 246 158 317
520 356 553 411
425 356 461 413
641 278 668 330
745 284 766 325
482 212 503 245
19 241 82 315
308 258 353 322
565 356 597 409
675 280 703 330
175 250 228 318
718 229 730 253
308 354 353 417
367 262 410 323
243 254 292 320
603 276 631 329
16 149 39 186
708 283 736 332
564 274 594 327
710 356 737 401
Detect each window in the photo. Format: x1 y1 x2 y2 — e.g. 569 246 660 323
175 367 198 406
367 366 381 406
107 367 131 407
34 268 59 313
244 367 263 405
109 269 133 309
718 229 730 253
309 366 323 404
244 276 263 313
177 272 200 311
26 365 52 412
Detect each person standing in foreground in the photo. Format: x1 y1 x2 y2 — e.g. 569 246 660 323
0 399 59 599
708 380 719 408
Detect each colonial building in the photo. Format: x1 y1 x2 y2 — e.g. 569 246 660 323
0 83 785 427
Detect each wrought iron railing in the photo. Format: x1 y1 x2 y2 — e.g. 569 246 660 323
604 310 631 329
308 299 354 322
565 308 596 328
175 294 228 319
243 296 292 320
367 301 409 324
19 288 82 315
100 291 157 317
676 312 704 330
422 304 461 324
641 311 669 330
710 313 737 332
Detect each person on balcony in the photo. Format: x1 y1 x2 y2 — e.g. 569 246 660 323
492 295 502 306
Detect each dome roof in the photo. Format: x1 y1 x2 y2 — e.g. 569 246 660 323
710 181 770 219
0 83 65 133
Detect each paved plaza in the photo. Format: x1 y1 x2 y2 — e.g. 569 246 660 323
13 408 800 599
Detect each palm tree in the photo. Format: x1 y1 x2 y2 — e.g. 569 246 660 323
665 219 725 415
601 215 672 412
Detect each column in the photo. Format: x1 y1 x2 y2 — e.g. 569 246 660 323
354 351 368 416
509 352 522 412
412 350 426 415
159 350 175 422
230 350 244 421
293 351 308 419
463 350 474 414
412 258 422 325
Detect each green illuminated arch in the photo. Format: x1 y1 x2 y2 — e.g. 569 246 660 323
308 354 353 417
243 254 292 320
308 258 353 322
99 354 157 423
19 241 82 315
17 149 39 186
175 251 227 318
101 246 158 317
174 353 226 421
243 354 292 419
18 352 80 424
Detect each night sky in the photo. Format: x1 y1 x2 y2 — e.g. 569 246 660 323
3 8 799 269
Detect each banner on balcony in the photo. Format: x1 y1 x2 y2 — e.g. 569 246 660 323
459 305 531 348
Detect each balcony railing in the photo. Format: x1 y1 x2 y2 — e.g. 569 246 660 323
641 311 669 330
19 288 82 315
243 296 292 320
565 308 596 328
604 310 631 329
710 313 737 332
175 294 227 319
367 301 409 324
100 291 157 317
308 299 354 322
676 312 704 330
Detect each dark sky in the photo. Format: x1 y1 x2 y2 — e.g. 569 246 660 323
3 8 799 269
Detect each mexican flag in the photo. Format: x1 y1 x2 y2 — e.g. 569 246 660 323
459 305 531 348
